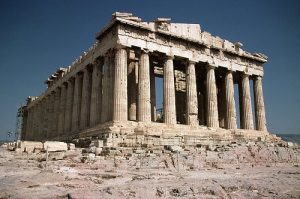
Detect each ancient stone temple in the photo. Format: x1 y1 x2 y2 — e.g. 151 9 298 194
20 12 270 146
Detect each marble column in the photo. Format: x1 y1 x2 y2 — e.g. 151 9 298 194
80 68 92 129
138 51 151 122
58 83 67 136
26 108 32 140
101 55 113 123
163 56 176 124
128 61 138 121
239 74 254 129
150 63 156 122
186 61 198 125
90 60 103 127
113 47 128 121
72 73 83 132
53 87 61 138
48 92 55 139
43 96 50 139
224 71 237 129
64 78 74 134
206 65 219 128
253 76 267 131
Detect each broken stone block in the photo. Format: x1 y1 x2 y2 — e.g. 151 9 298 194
166 145 183 152
93 140 103 148
48 151 65 160
43 141 68 152
19 141 43 153
287 142 294 148
95 147 102 156
68 143 75 150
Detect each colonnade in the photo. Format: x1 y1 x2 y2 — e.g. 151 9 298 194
25 47 267 141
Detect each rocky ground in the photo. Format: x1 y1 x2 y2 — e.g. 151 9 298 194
0 142 300 199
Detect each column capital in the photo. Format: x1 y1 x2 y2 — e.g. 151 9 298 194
188 59 197 65
165 54 174 60
114 43 127 50
253 75 263 80
241 72 250 78
206 63 217 70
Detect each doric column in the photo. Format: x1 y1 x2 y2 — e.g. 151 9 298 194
206 65 219 128
163 55 176 124
58 83 67 136
31 106 36 140
101 54 113 123
138 51 151 122
239 73 254 129
48 92 55 139
113 47 128 121
80 68 92 129
72 73 83 132
36 103 41 140
90 59 103 127
26 108 32 140
253 76 267 131
150 63 156 122
128 61 138 121
186 60 198 125
42 96 50 140
53 87 61 138
224 71 237 129
64 78 74 134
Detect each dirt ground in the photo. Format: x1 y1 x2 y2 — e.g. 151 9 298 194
0 147 300 199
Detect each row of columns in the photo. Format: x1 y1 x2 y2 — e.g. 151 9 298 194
25 47 267 141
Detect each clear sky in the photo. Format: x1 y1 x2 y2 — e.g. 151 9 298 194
0 0 299 140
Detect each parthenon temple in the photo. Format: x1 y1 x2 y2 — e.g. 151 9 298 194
20 12 271 146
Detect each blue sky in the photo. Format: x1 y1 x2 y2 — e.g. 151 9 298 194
0 0 299 140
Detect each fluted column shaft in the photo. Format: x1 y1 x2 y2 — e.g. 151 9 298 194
101 55 113 123
239 74 254 129
52 88 61 139
150 64 156 122
128 61 138 121
64 78 74 134
80 68 92 129
206 65 219 128
90 60 103 126
254 76 267 131
224 71 237 129
48 92 55 139
113 48 128 121
186 61 198 125
163 56 176 124
138 51 151 122
72 73 83 132
58 83 67 136
26 108 32 140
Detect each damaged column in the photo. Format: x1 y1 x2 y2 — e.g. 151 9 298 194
224 71 237 129
90 59 103 127
72 73 83 132
239 73 254 129
163 55 176 124
138 50 151 122
253 76 267 131
186 60 198 125
113 46 128 121
206 64 219 128
80 68 92 129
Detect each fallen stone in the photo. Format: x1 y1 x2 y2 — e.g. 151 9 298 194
68 143 75 150
19 141 43 153
43 141 68 152
92 140 104 148
95 147 102 156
